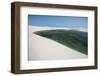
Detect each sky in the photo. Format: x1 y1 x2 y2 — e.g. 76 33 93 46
28 15 88 28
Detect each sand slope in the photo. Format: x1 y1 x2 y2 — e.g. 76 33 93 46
29 26 87 60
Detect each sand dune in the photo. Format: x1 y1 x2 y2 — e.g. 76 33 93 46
28 26 87 60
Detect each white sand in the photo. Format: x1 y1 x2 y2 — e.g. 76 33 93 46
28 25 87 60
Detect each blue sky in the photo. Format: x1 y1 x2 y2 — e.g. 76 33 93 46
28 15 88 28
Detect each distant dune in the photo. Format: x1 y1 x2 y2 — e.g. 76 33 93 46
29 25 88 32
28 25 87 60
